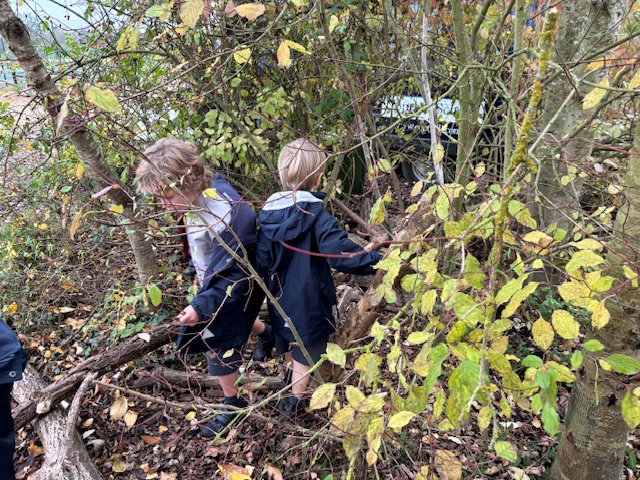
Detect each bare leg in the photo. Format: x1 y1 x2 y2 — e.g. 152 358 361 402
216 371 239 398
250 317 266 335
290 359 311 400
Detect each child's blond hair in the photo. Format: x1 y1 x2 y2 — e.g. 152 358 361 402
278 138 327 191
136 138 214 196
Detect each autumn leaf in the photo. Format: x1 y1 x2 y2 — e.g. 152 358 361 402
218 463 252 480
112 459 127 473
434 449 462 480
225 0 237 17
551 310 580 339
234 47 252 64
582 78 609 110
309 383 336 410
284 39 309 54
629 69 640 89
180 0 204 28
532 317 554 350
70 208 84 240
277 42 292 68
235 3 265 22
86 86 120 113
124 410 138 427
141 435 161 445
110 393 128 421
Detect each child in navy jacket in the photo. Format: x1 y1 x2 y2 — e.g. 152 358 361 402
256 138 382 417
1 317 27 479
136 139 271 436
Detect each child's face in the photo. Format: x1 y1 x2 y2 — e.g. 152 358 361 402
157 190 192 212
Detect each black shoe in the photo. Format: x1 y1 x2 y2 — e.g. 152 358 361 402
278 396 307 421
252 334 275 361
201 397 247 437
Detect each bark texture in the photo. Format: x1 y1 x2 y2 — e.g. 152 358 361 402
12 366 102 480
550 106 640 480
0 0 158 283
536 0 633 230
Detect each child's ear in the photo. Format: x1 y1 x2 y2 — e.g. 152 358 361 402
315 173 323 188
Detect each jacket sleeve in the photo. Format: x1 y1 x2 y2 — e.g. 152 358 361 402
313 209 382 275
189 263 238 323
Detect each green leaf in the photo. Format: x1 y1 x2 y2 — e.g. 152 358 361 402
387 411 415 431
551 310 580 339
494 441 518 462
604 354 640 375
309 383 336 410
146 3 172 22
86 86 120 113
571 351 583 369
584 339 605 352
407 330 432 345
622 391 640 429
463 254 485 290
522 355 543 368
477 405 492 431
541 402 560 436
147 284 162 307
326 343 346 367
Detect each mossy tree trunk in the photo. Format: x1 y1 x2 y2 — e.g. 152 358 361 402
535 0 633 231
550 113 640 480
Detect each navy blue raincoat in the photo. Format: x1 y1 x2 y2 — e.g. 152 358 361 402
176 174 264 354
256 191 382 346
0 318 26 385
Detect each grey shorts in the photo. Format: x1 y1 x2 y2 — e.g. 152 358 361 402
276 337 328 367
206 346 243 376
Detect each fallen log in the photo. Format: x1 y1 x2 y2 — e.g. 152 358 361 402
134 365 285 392
14 322 177 430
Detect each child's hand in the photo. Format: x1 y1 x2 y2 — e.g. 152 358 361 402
176 305 200 326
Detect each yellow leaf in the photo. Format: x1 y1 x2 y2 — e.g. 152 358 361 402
586 60 606 72
522 231 553 248
185 411 197 421
532 317 554 350
582 78 609 110
75 162 85 179
588 299 610 329
235 3 265 21
86 86 120 113
202 188 218 199
608 184 622 195
410 181 424 197
558 280 592 309
629 69 640 89
234 47 252 64
551 310 580 339
110 204 124 214
387 411 415 431
569 239 604 250
56 92 70 135
218 463 252 480
110 393 128 421
5 302 18 315
309 383 337 410
329 14 339 33
434 449 462 480
434 143 445 165
284 40 309 54
277 42 292 68
70 208 83 240
180 0 204 28
112 459 127 473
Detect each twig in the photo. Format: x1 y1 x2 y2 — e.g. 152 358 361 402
66 372 97 438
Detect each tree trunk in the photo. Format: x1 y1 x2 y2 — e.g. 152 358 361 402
0 0 158 284
336 201 435 346
13 323 176 430
535 0 632 230
12 366 102 480
550 109 640 480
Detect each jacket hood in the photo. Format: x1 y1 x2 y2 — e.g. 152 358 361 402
259 191 325 242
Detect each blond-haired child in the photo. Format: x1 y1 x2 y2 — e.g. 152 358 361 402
136 138 273 435
256 138 382 418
